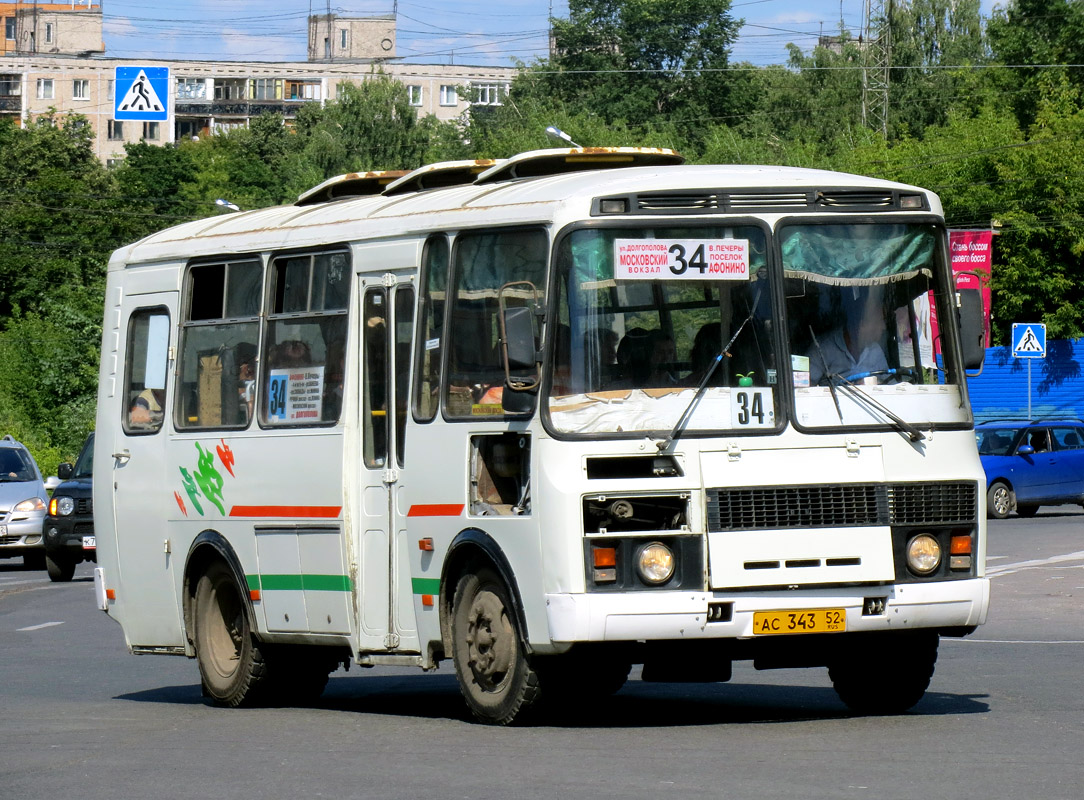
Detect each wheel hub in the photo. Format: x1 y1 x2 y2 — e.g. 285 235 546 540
464 590 514 692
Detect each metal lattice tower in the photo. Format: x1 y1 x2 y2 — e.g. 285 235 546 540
862 0 892 137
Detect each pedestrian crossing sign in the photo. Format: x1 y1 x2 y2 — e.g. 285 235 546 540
1012 322 1046 358
114 66 169 122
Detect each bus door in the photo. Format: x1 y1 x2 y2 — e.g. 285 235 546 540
357 276 419 652
111 292 185 648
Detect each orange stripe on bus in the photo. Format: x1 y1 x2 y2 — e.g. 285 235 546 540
407 504 464 517
229 506 343 518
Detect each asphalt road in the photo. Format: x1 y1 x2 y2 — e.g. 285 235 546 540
2 511 1082 800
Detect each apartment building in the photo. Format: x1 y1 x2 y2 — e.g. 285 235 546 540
0 12 516 164
2 0 103 57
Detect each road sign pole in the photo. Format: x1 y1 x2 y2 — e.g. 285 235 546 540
1027 359 1032 420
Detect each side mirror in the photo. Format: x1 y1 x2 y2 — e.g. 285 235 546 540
1017 444 1035 456
498 282 541 396
957 288 985 371
56 463 73 480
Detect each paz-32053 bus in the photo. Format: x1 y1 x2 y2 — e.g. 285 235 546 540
93 147 989 724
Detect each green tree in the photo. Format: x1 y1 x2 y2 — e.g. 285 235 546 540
538 0 742 132
888 0 990 137
987 0 1084 128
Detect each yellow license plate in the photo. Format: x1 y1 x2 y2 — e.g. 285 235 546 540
753 608 846 635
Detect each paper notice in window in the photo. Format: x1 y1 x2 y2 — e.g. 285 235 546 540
614 239 750 281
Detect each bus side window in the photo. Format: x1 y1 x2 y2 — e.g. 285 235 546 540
177 259 262 430
123 308 170 434
261 251 349 428
393 286 415 468
413 236 448 423
362 289 388 468
444 229 547 419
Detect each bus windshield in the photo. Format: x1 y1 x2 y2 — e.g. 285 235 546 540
548 225 777 436
782 221 968 430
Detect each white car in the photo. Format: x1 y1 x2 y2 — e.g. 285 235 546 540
0 435 49 569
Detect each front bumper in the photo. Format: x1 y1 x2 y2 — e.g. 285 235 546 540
545 578 990 643
0 512 46 553
43 516 96 560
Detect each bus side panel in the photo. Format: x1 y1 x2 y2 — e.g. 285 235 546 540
164 431 352 639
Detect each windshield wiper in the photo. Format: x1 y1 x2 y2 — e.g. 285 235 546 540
831 376 927 442
809 326 844 423
657 290 762 452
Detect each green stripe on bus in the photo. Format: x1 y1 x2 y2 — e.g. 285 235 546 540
252 574 353 592
246 574 261 591
412 577 441 595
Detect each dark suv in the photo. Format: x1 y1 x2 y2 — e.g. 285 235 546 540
43 433 95 582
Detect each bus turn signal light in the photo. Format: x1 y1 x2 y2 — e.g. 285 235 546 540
593 547 616 568
950 535 973 571
950 535 972 555
418 538 434 551
592 546 617 583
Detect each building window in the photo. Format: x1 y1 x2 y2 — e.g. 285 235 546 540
143 121 159 140
72 79 89 100
4 17 14 41
439 85 458 106
107 79 114 100
36 79 53 100
250 78 283 100
176 78 206 100
212 119 246 134
45 23 53 43
340 28 348 49
214 79 246 101
0 75 20 97
286 80 321 101
108 120 124 140
106 158 121 168
408 85 422 106
472 82 507 106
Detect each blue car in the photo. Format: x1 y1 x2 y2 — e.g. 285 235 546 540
977 420 1084 518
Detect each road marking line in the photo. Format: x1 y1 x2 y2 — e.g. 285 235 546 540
946 638 1084 645
17 621 65 632
987 550 1084 577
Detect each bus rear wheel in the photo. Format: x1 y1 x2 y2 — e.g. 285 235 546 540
829 631 938 715
193 561 269 707
450 567 540 725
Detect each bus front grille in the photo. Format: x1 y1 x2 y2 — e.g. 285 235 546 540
707 482 977 531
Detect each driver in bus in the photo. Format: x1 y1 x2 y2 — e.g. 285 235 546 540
808 289 888 384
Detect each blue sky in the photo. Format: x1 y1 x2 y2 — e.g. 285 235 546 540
101 0 1002 68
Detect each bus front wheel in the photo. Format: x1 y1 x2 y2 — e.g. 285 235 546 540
829 631 938 715
194 561 269 707
450 567 540 725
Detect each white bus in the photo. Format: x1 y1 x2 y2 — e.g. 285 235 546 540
93 147 989 724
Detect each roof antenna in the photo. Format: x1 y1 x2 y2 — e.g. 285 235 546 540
545 126 582 148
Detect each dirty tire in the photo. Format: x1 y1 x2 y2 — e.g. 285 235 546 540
45 553 76 582
987 481 1013 519
451 567 539 725
193 561 269 707
830 632 939 715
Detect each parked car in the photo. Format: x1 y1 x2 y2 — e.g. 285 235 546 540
43 433 95 582
0 434 49 569
976 419 1084 518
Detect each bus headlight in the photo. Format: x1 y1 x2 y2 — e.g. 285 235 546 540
906 533 942 575
636 542 675 585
